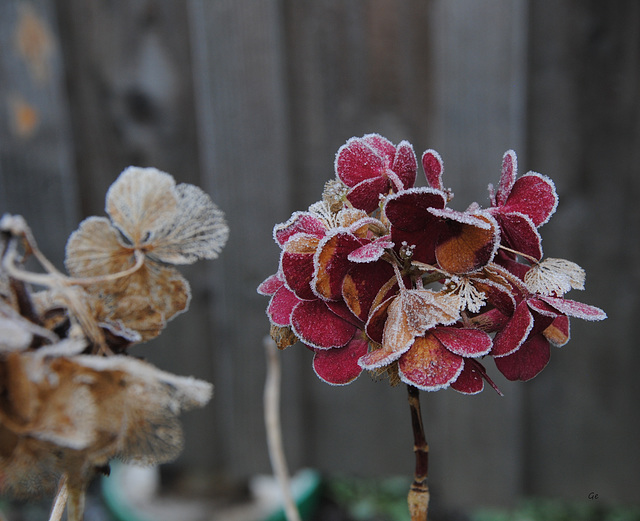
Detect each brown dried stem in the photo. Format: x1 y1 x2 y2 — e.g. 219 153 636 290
407 384 430 521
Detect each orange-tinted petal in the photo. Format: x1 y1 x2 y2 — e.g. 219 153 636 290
398 334 463 391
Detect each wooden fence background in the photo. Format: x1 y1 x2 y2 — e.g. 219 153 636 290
1 0 638 513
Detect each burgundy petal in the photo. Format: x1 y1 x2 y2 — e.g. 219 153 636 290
502 173 558 227
539 296 607 321
384 187 447 232
313 336 368 385
494 334 550 381
343 261 395 322
495 150 517 206
392 141 418 189
335 136 387 187
257 272 284 296
494 212 543 260
345 176 391 213
450 360 484 394
431 327 493 357
267 285 301 327
421 149 444 190
314 231 362 300
492 301 534 357
281 250 316 300
291 299 356 349
274 212 325 246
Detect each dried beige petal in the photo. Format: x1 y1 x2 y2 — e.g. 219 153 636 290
93 264 191 342
65 216 134 279
105 167 178 247
382 289 461 355
0 350 212 498
147 183 229 264
524 257 586 296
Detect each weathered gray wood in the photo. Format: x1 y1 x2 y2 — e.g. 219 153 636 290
187 0 299 477
52 0 202 216
526 0 640 504
0 0 80 265
421 0 530 509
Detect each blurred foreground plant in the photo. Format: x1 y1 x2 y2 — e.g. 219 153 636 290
259 135 606 520
0 167 228 521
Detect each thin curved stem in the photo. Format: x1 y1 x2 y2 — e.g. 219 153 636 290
264 336 301 521
48 475 69 521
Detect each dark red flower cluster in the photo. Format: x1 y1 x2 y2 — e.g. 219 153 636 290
259 134 606 393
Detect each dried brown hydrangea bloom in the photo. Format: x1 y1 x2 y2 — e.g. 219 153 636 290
0 166 227 521
65 166 228 343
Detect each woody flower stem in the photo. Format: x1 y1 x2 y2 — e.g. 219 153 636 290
407 384 430 520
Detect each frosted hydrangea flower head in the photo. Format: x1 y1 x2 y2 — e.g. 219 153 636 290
259 134 606 392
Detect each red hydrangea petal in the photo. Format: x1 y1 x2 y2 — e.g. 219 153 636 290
450 361 484 394
543 315 570 347
384 188 447 231
274 212 325 246
398 334 464 391
325 299 362 329
538 296 607 321
502 173 558 227
473 277 516 317
392 141 418 189
342 261 395 322
421 149 444 190
335 136 387 187
347 238 393 263
495 150 517 206
363 133 396 159
346 176 391 213
257 272 284 296
492 301 534 357
291 299 356 349
314 231 361 300
494 334 550 381
495 212 543 260
431 327 493 357
312 336 368 385
281 251 316 300
267 285 301 327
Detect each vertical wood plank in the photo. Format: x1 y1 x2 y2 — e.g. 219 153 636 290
0 0 80 265
526 0 640 504
52 0 202 216
423 0 530 509
187 0 298 477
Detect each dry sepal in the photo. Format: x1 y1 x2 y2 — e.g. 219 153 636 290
0 166 227 520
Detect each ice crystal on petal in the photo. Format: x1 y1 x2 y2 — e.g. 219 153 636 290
524 257 586 296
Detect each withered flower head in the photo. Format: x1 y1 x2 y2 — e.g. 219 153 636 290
65 167 229 342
